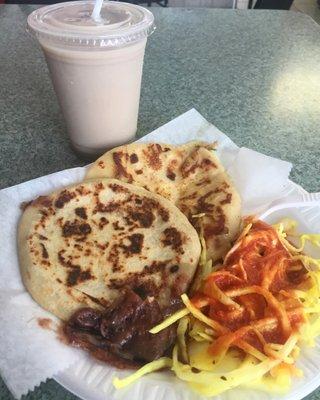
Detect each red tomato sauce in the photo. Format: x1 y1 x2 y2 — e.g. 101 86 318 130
191 219 308 357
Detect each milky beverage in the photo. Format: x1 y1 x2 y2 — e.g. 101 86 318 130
28 1 155 156
41 38 146 155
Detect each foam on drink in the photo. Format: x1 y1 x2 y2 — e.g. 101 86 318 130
27 1 155 156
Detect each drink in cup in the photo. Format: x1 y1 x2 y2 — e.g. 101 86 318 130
27 1 155 156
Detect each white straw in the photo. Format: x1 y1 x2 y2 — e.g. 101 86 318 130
91 0 104 22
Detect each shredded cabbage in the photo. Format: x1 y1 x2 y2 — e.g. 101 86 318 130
181 293 227 334
171 336 298 396
113 218 320 396
190 226 214 293
177 317 189 363
189 319 214 342
149 308 189 334
273 221 320 347
113 357 172 389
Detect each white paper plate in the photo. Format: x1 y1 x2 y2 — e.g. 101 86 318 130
54 181 320 400
2 109 318 399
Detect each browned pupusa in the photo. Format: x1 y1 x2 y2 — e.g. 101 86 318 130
18 179 201 321
86 141 242 261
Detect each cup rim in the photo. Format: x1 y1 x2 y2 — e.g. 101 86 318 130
27 1 155 48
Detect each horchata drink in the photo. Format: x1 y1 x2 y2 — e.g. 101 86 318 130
27 1 155 156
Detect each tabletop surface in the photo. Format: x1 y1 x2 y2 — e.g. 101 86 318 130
1 4 320 400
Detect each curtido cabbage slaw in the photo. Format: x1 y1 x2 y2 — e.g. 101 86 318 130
113 217 320 397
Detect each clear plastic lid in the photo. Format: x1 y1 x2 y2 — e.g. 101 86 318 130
27 1 155 48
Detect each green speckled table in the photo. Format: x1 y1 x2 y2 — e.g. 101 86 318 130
1 4 320 400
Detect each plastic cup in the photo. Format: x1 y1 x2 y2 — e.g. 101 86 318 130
27 1 155 157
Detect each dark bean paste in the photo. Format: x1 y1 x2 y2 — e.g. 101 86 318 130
63 289 182 369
